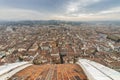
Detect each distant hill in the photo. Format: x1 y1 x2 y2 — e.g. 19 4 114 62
0 20 120 26
0 20 83 26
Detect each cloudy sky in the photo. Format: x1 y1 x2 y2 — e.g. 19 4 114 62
0 0 120 21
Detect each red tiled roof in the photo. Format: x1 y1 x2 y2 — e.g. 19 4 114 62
9 64 88 80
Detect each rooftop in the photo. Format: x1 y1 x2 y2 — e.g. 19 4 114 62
9 64 88 80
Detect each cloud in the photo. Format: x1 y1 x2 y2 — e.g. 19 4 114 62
99 7 120 14
0 8 53 20
1 6 120 21
54 0 119 21
0 0 69 14
86 0 120 13
66 0 101 14
0 0 120 21
53 6 120 21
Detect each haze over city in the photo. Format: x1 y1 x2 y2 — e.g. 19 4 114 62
0 0 120 21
